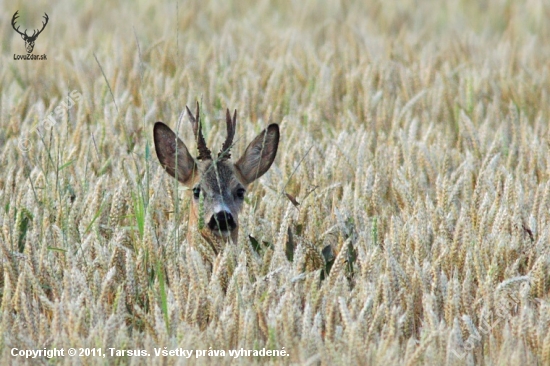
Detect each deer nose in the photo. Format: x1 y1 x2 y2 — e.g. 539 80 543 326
208 211 237 232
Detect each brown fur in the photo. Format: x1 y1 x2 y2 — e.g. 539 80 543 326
154 107 279 257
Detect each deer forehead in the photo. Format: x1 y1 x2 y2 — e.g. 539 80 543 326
196 160 244 194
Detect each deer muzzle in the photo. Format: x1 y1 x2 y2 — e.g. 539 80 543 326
208 211 237 233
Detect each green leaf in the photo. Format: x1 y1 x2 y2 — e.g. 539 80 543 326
58 159 75 171
145 141 151 160
47 247 67 253
17 208 33 252
131 190 146 239
157 261 169 332
249 235 261 253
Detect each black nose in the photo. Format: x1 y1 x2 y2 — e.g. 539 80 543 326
208 211 237 232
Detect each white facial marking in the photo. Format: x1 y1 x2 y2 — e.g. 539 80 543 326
213 203 231 215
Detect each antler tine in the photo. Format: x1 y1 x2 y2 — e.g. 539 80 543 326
186 101 212 160
11 11 25 36
219 108 236 160
36 13 49 35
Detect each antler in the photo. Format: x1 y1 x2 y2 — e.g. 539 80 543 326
219 109 236 160
11 11 26 37
11 11 49 39
32 13 49 39
186 101 212 160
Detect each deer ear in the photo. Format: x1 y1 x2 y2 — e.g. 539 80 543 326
154 122 196 185
236 124 279 185
20 34 25 40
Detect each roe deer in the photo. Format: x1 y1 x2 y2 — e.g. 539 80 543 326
154 102 279 258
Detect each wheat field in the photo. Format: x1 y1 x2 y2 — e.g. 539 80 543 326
1 0 550 364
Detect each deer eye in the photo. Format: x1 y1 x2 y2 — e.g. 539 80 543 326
193 186 201 199
235 188 245 199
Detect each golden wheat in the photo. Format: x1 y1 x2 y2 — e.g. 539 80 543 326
1 0 550 365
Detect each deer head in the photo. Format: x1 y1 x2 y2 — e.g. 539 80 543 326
12 11 49 54
154 103 279 247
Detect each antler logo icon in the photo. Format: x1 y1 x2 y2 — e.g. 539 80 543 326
12 10 49 54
